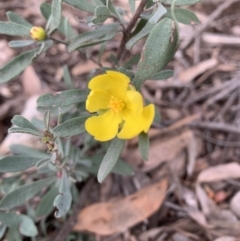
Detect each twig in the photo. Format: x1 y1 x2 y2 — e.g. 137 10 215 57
116 0 148 60
189 121 240 135
52 178 95 241
196 132 240 147
50 37 69 45
181 0 239 50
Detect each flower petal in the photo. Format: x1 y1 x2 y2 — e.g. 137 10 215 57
118 104 155 139
123 90 143 116
85 111 122 141
141 104 155 132
86 89 111 112
88 71 130 99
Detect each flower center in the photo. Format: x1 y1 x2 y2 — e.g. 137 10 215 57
108 96 125 114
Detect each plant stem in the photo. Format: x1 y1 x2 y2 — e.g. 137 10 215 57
116 0 148 61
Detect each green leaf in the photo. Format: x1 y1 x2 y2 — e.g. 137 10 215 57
11 115 39 131
68 23 119 52
0 177 55 210
0 212 38 237
0 156 43 172
128 0 135 14
0 48 38 84
40 3 76 39
8 40 35 48
138 132 149 161
8 127 43 136
126 21 154 50
63 65 74 89
97 138 125 183
36 185 58 219
36 158 50 169
49 0 63 33
37 89 89 108
162 0 200 5
10 144 50 159
54 170 72 218
44 110 50 130
92 6 111 24
0 21 30 36
7 11 32 28
149 3 167 24
165 8 200 25
0 224 7 240
53 115 90 137
64 0 95 12
133 18 178 89
112 159 134 176
10 115 42 136
149 70 174 80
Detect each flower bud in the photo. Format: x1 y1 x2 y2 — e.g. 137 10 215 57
30 26 46 41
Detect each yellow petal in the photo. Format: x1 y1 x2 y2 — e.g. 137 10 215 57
123 90 143 116
86 89 111 112
88 71 130 99
85 111 122 141
118 104 155 139
141 104 155 132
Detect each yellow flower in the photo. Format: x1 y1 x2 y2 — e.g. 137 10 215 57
30 26 46 41
85 71 155 141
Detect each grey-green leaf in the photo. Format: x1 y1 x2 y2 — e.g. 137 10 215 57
162 0 200 5
138 132 149 161
149 69 174 80
0 177 55 210
0 156 42 172
37 89 89 108
7 11 32 28
10 144 50 160
40 3 76 39
63 0 95 12
0 21 30 36
68 23 119 52
126 21 154 50
0 48 38 84
36 185 58 219
54 170 72 218
53 115 90 137
133 18 178 89
44 110 50 130
165 8 200 25
97 138 125 183
0 224 7 240
8 40 35 48
0 212 38 237
63 65 74 89
49 0 63 33
92 6 111 24
11 115 39 131
149 3 167 24
8 127 43 136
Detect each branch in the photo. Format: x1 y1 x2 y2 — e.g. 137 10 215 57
116 0 148 60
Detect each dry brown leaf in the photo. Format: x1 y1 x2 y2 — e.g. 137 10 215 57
178 59 218 83
72 60 111 76
197 162 240 183
21 66 42 96
214 237 237 241
73 178 168 235
141 130 198 173
230 191 240 219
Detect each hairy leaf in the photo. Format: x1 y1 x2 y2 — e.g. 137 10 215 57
92 6 111 24
7 11 32 28
0 21 30 36
49 0 63 33
98 138 125 183
138 132 149 161
0 48 38 84
64 0 95 12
